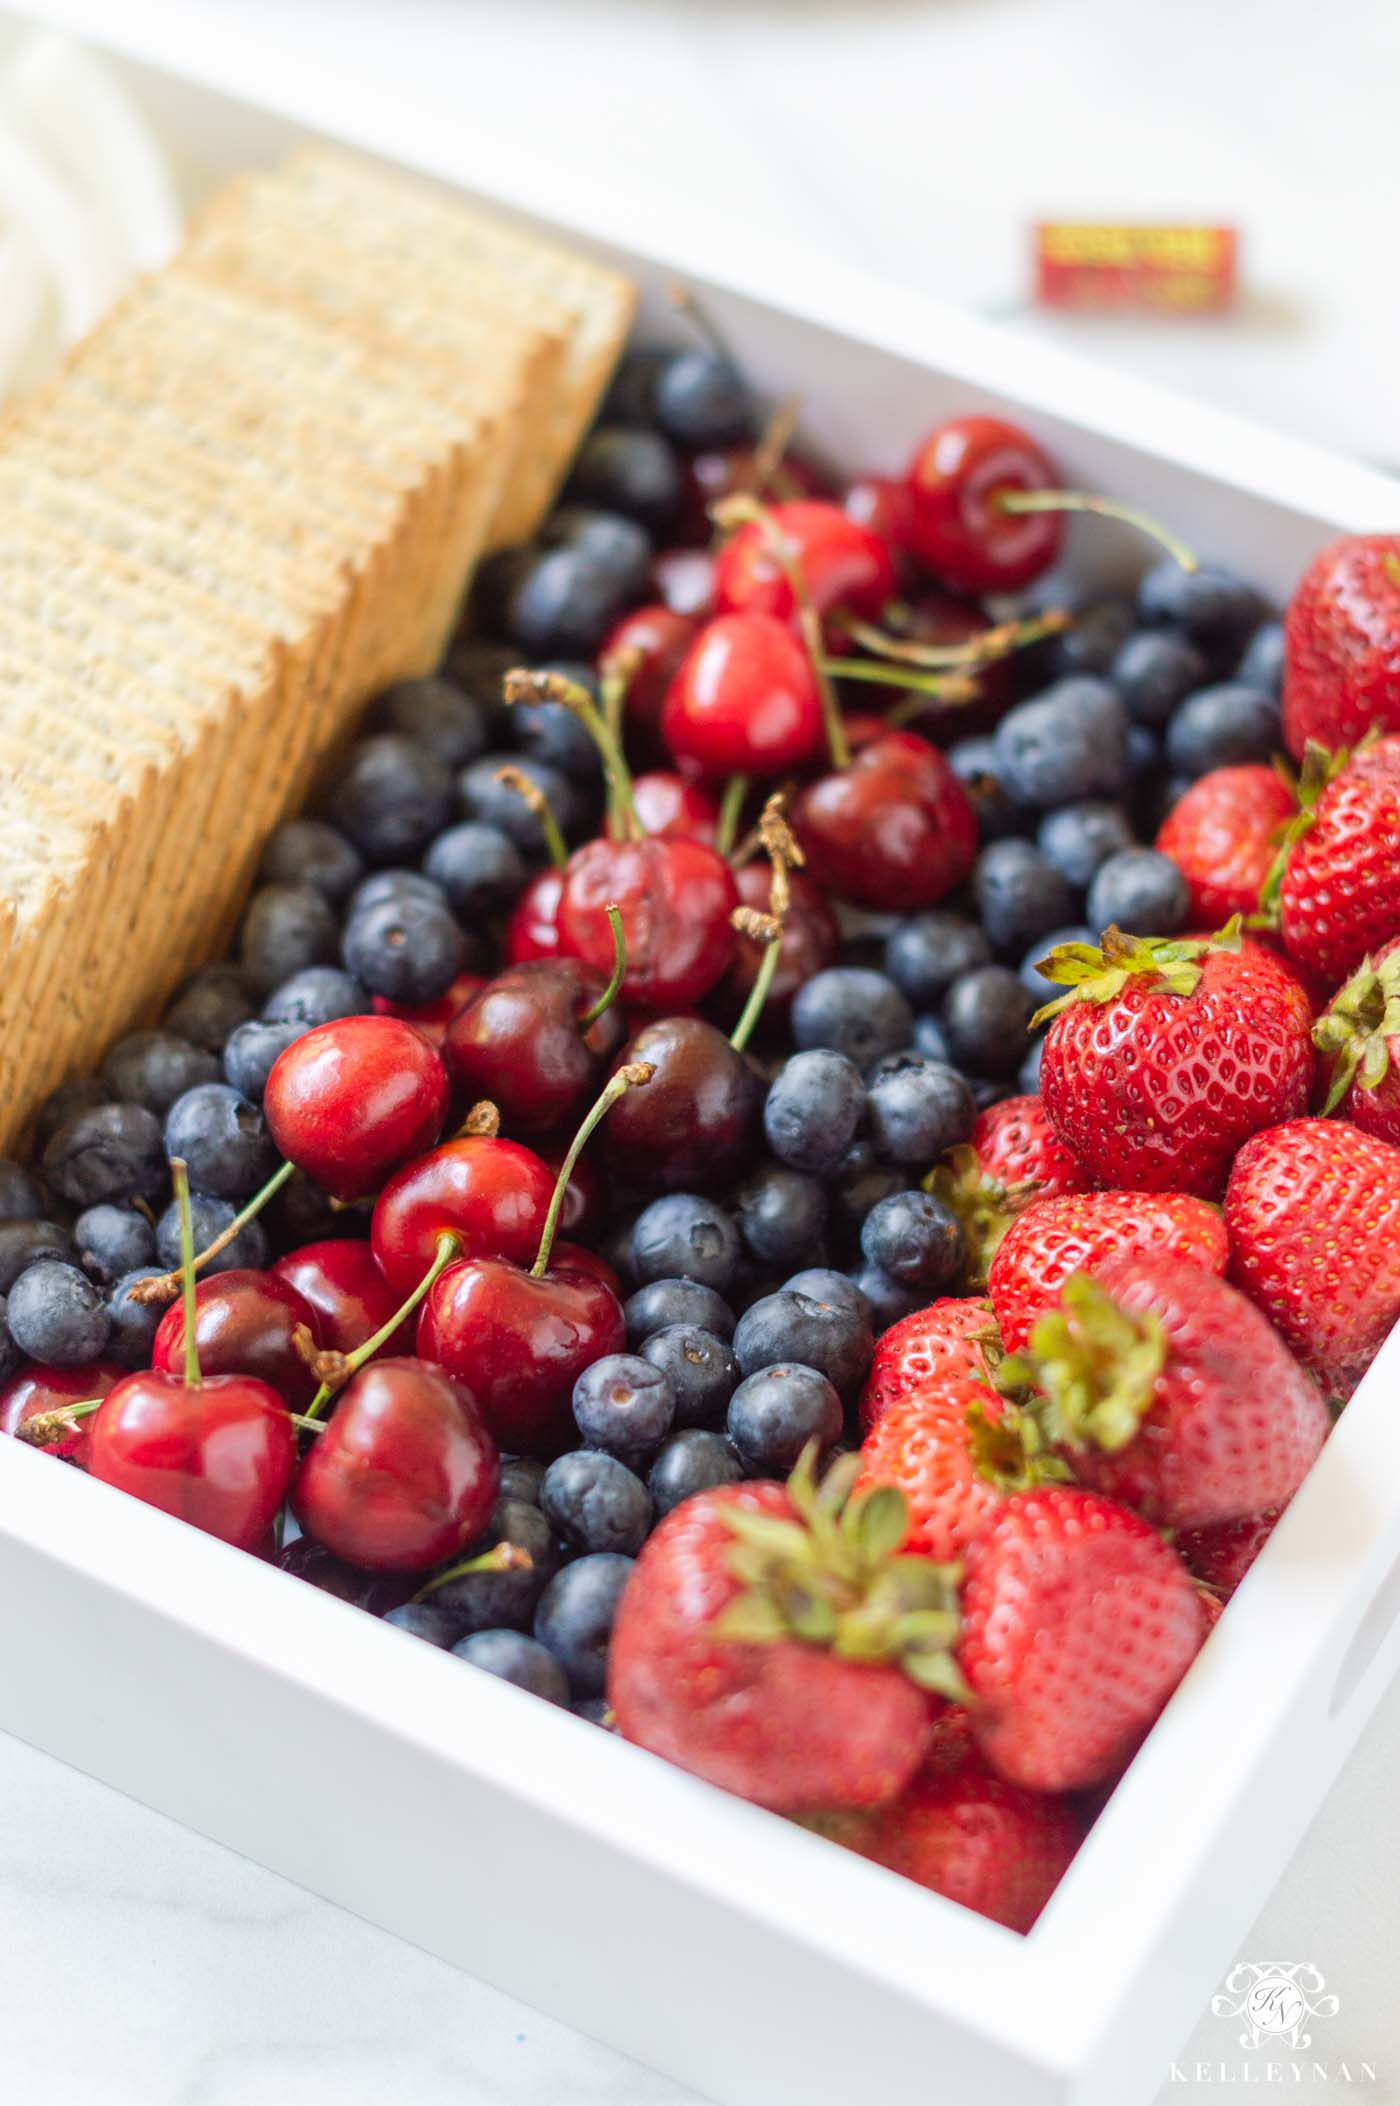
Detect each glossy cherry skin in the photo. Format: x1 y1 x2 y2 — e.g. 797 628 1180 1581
600 602 701 758
86 1370 296 1550
152 1269 324 1412
844 474 919 566
661 612 826 776
418 1257 624 1456
291 1356 498 1572
632 771 720 845
557 835 738 1012
272 1239 415 1359
793 729 979 912
504 866 564 964
264 1015 449 1202
651 546 717 620
0 1359 123 1461
602 1016 761 1192
905 415 1063 594
720 863 840 1018
442 960 625 1134
537 1143 609 1241
370 1136 554 1294
714 500 897 630
372 971 487 1050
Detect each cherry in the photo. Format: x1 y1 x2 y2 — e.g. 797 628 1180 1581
660 612 826 776
505 865 565 963
793 729 978 912
632 771 720 844
541 1140 609 1238
844 475 919 576
678 443 830 543
275 1533 415 1614
370 1134 555 1293
599 602 700 754
558 833 738 1012
1 1359 122 1460
372 970 488 1050
601 1015 760 1192
264 1014 449 1202
291 1355 499 1571
443 956 626 1134
720 862 839 1017
713 500 896 630
271 1239 415 1359
650 546 717 619
152 1268 324 1411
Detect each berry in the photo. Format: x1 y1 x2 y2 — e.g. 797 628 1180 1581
572 1352 676 1456
732 1163 828 1271
0 1217 74 1290
371 1136 553 1292
849 1263 923 1329
994 679 1131 810
1036 801 1135 889
861 1051 974 1165
783 1267 867 1315
859 1295 1000 1432
259 817 365 903
727 1362 844 1471
42 1101 166 1210
557 834 738 1012
940 968 1035 1078
1110 631 1207 725
1051 597 1134 678
713 501 896 629
271 1239 413 1360
540 511 653 600
264 1016 449 1203
733 1290 872 1400
603 1016 760 1195
1237 621 1285 697
972 840 1078 958
453 1628 570 1705
443 960 623 1136
790 968 913 1071
155 1193 268 1277
1019 928 1092 1000
327 734 456 861
648 1427 744 1514
884 913 991 1010
164 1084 276 1202
1085 847 1190 937
661 612 825 774
793 733 977 913
422 822 527 919
163 966 255 1053
33 1077 110 1149
1278 737 1400 985
858 1376 1016 1561
763 1049 866 1175
535 1551 635 1698
458 752 587 853
1281 534 1400 755
1312 942 1400 1142
423 1497 556 1633
1165 683 1280 778
860 1190 964 1292
623 1277 735 1346
630 1193 741 1294
73 1204 155 1287
102 1031 220 1115
6 1259 110 1366
989 1188 1229 1351
88 1365 295 1552
221 1020 307 1105
151 1268 323 1411
566 425 683 534
947 736 1019 840
103 1268 166 1368
904 415 1063 593
382 1602 461 1649
654 348 748 446
1155 764 1297 929
262 968 368 1029
239 883 340 996
367 676 490 768
640 1324 739 1428
925 1094 1090 1288
1177 1508 1279 1600
1137 561 1263 646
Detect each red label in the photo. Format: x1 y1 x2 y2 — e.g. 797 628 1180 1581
1032 224 1239 315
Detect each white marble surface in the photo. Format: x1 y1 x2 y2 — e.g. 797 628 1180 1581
4 2 1400 2101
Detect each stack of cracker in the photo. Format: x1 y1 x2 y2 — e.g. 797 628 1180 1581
0 146 634 1147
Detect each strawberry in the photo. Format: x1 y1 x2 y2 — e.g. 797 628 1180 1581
858 1295 1002 1433
857 1373 1066 1560
1003 1259 1328 1530
1177 1508 1281 1602
1275 738 1400 987
1155 763 1297 929
957 1486 1206 1793
1034 923 1313 1196
1282 534 1400 758
926 1094 1089 1287
1312 938 1400 1140
608 1452 961 1813
988 1188 1229 1352
1226 1116 1400 1394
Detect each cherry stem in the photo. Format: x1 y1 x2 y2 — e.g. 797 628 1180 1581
839 608 1070 669
715 773 749 859
131 1157 297 1305
598 651 638 842
578 905 626 1029
460 1101 501 1139
494 765 568 871
822 657 981 705
289 1413 328 1436
14 1397 103 1446
170 1158 202 1390
749 394 802 497
411 1540 534 1604
729 795 802 1055
996 489 1198 573
504 668 642 842
711 494 850 771
531 1062 654 1280
302 1229 461 1420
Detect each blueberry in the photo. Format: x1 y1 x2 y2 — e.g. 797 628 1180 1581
640 1324 739 1429
1236 621 1285 697
509 696 605 783
726 1364 843 1474
883 912 990 1010
1051 597 1134 677
164 1083 275 1203
238 883 340 998
994 678 1131 809
1086 847 1190 937
6 1260 109 1366
865 1051 977 1161
630 1193 740 1292
1137 561 1264 646
33 1076 110 1150
654 350 750 449
258 818 364 903
43 1102 166 1208
453 1628 570 1705
366 676 490 769
539 508 654 599
383 1601 461 1648
829 1140 906 1244
847 1262 923 1328
261 968 368 1029
348 868 447 918
156 1193 268 1277
572 1352 676 1456
648 1428 744 1515
573 1695 616 1726
860 1189 964 1290
947 736 1022 839
1110 631 1208 726
1019 1035 1046 1093
790 968 914 1071
222 1019 305 1104
342 894 466 1005
422 821 527 918
542 1450 654 1555
0 1160 46 1222
327 734 456 862
458 752 587 855
0 1304 19 1384
443 637 517 711
781 1267 868 1318
533 1553 634 1697
101 1031 220 1116
1126 724 1161 783
1036 801 1135 889
106 1268 166 1368
601 347 667 426
0 1218 75 1292
940 966 1036 1079
732 1163 828 1270
763 1049 866 1176
499 1459 546 1504
73 1204 154 1287
506 546 628 658
623 1277 736 1346
912 1013 952 1062
162 966 255 1054
1019 926 1093 1000
566 425 684 534
1165 683 1281 779
733 1290 872 1400
427 1498 555 1632
268 1175 347 1248
973 839 1079 956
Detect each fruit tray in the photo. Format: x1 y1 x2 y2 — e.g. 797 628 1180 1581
3 7 1400 2106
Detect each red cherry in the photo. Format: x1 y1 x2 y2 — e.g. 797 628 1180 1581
443 960 625 1134
600 602 701 754
264 1015 448 1202
291 1356 498 1571
370 1135 554 1294
271 1239 414 1359
602 1016 761 1191
714 500 896 630
720 863 839 1017
1 1359 122 1461
371 971 487 1050
536 1140 609 1240
905 415 1063 594
87 1368 295 1550
505 866 565 964
679 446 831 543
632 771 720 845
557 835 738 1012
793 730 979 911
651 546 717 619
844 474 918 561
418 1256 623 1455
152 1269 324 1411
661 612 827 776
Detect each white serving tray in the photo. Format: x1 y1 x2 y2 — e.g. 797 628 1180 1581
2 8 1400 2104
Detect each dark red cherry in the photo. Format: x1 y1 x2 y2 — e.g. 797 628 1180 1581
720 863 839 1017
504 865 564 964
291 1355 498 1571
152 1269 324 1411
905 415 1063 593
660 612 826 776
372 971 488 1050
275 1532 414 1614
370 1136 554 1293
442 960 625 1134
86 1368 295 1550
884 588 1015 735
601 1016 761 1192
557 835 738 1012
271 1239 414 1359
600 602 701 754
264 1015 449 1202
793 729 979 912
549 1238 619 1294
679 445 831 543
713 500 896 628
632 771 720 845
537 1141 609 1240
651 546 717 619
1 1359 122 1461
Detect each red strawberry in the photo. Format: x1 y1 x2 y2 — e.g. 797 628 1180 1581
1035 924 1313 1196
1282 534 1400 758
1177 1508 1281 1601
1226 1116 1400 1394
1312 937 1400 1140
857 1374 1065 1561
858 1295 1001 1433
1276 738 1400 987
1004 1259 1328 1530
926 1094 1089 1287
608 1454 960 1813
1155 763 1297 928
988 1188 1229 1352
957 1486 1206 1793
